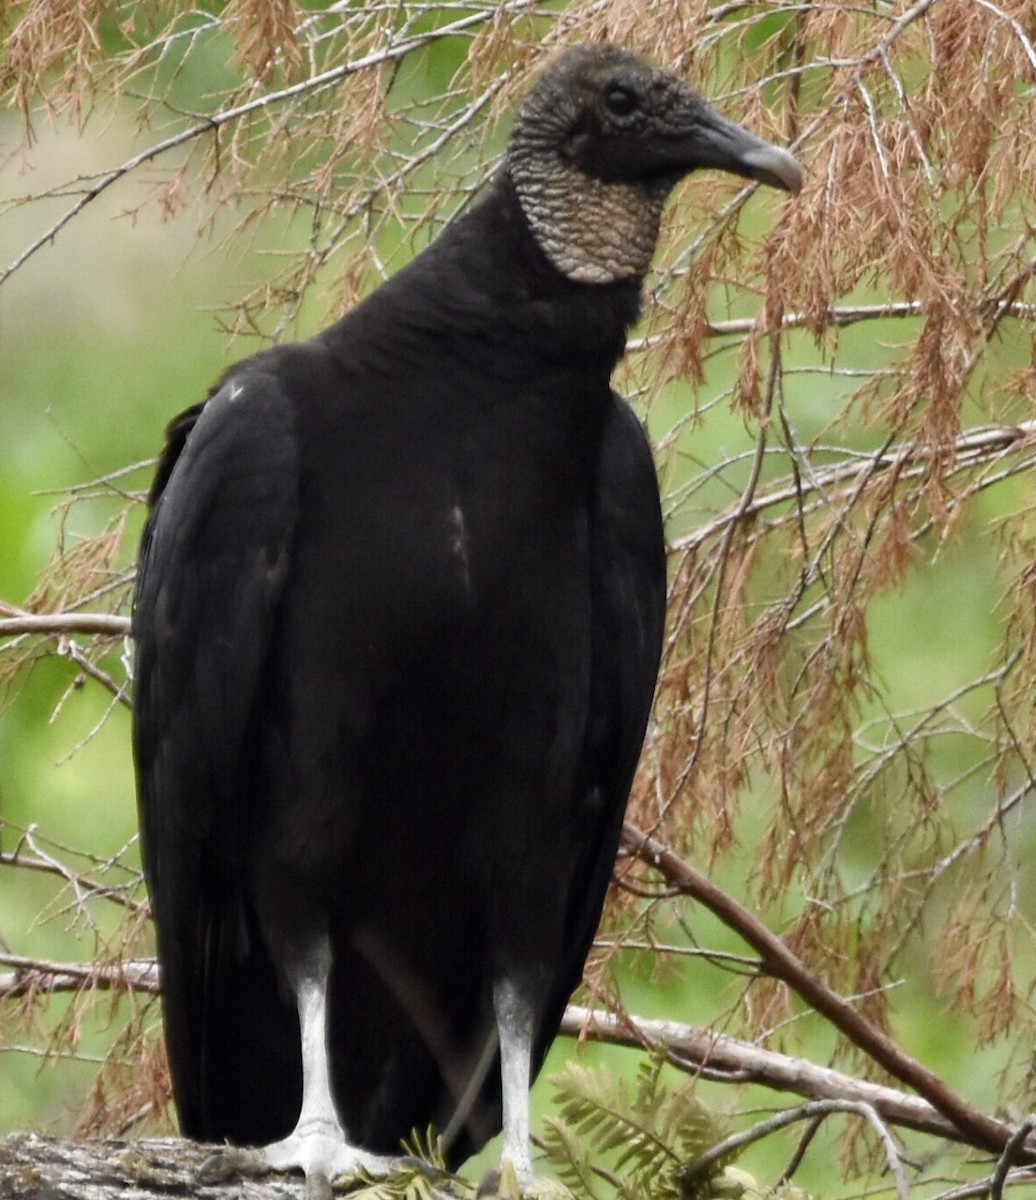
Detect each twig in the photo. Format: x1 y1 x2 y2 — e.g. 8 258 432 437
933 1168 1036 1200
774 1114 824 1190
627 299 1036 358
0 846 146 916
669 421 1036 555
55 637 131 708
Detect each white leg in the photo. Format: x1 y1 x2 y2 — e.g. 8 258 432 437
201 936 403 1193
493 978 535 1185
297 969 337 1135
263 937 401 1182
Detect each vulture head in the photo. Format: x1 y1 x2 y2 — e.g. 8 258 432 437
507 44 803 284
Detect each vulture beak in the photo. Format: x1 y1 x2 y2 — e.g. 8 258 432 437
680 103 803 193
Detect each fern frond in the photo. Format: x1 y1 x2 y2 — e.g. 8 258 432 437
541 1060 727 1200
401 1127 452 1173
540 1113 609 1200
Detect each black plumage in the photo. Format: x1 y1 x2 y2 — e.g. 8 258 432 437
132 44 800 1192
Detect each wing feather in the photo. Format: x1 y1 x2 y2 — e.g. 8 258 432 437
132 373 299 1134
539 392 666 1062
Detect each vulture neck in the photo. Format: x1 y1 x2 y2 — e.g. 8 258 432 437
507 151 671 285
329 173 646 385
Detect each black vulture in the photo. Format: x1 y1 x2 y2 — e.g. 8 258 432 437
132 43 801 1196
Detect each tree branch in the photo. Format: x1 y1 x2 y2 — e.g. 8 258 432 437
0 613 131 638
0 955 157 1001
669 421 1036 555
678 1100 909 1200
627 300 1036 354
0 0 546 288
0 826 146 918
560 1005 964 1145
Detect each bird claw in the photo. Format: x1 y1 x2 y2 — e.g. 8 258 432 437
478 1162 520 1200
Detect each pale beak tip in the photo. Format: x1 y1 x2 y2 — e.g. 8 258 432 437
743 144 804 194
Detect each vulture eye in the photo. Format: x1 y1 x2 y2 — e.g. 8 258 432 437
603 84 638 119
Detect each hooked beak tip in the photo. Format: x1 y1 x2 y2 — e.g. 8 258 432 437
740 143 804 194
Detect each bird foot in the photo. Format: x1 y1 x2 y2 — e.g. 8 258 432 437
198 1125 410 1194
477 1160 574 1200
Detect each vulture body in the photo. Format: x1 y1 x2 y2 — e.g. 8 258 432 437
132 43 800 1193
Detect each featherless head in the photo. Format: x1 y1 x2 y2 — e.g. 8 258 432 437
507 44 802 285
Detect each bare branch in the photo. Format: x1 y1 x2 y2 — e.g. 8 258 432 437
993 1119 1036 1200
670 422 1036 555
0 827 146 917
